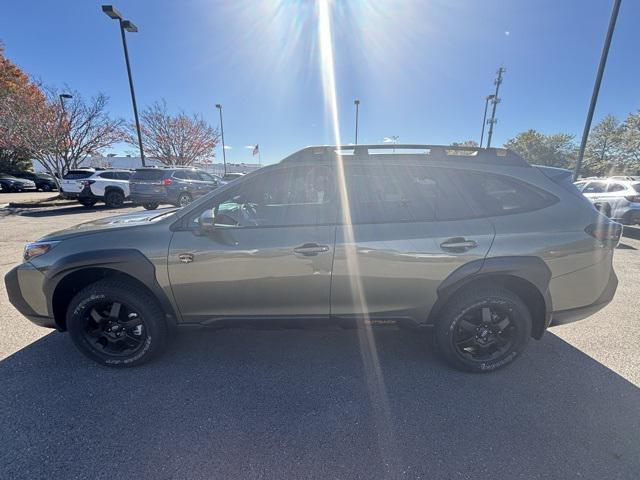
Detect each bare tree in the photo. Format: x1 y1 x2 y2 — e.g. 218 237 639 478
129 101 220 165
3 87 123 184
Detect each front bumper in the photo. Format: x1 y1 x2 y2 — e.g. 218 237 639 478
551 269 618 326
4 265 56 329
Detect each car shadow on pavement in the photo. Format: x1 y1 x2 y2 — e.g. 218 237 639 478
1 328 639 480
8 203 135 218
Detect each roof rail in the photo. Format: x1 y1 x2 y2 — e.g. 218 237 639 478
279 144 528 166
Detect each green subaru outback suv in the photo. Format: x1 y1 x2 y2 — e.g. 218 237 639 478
5 145 620 372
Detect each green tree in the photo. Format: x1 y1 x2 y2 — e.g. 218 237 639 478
582 115 623 177
504 129 575 168
618 110 640 174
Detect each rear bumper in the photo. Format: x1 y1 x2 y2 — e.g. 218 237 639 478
551 269 618 326
4 265 56 329
130 192 173 204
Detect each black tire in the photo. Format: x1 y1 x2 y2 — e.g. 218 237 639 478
78 198 98 207
435 287 532 373
143 202 159 210
177 192 192 208
104 189 125 208
41 184 52 192
66 279 168 367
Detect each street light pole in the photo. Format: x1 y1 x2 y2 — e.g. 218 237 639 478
216 104 227 176
479 94 494 148
354 99 360 145
573 0 622 181
102 5 146 167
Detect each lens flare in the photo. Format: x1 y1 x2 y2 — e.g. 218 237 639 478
317 0 399 473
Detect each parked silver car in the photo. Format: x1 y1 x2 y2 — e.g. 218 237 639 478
5 145 620 372
574 178 640 225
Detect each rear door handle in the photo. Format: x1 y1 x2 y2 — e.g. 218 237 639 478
293 243 330 256
440 237 478 252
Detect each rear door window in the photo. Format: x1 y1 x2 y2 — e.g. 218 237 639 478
453 171 557 217
607 183 626 192
343 164 470 224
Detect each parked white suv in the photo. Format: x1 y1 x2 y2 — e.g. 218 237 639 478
60 169 132 208
574 177 640 225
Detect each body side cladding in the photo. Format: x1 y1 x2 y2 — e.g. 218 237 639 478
42 249 178 329
427 256 553 339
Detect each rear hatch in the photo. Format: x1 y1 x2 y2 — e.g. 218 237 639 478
60 170 94 193
130 169 168 195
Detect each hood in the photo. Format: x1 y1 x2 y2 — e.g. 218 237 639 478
39 207 178 242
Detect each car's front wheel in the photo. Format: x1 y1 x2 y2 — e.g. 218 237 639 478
67 280 168 367
435 287 531 373
104 189 125 208
142 202 159 210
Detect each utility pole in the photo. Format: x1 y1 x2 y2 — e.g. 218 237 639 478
215 104 227 176
354 99 360 145
573 0 621 181
479 94 495 148
486 67 505 148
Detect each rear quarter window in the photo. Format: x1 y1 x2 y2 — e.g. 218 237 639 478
454 171 557 217
63 170 94 180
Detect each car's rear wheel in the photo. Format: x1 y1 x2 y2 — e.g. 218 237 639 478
78 198 98 207
41 184 52 192
67 280 168 367
142 202 159 210
435 287 531 373
104 189 125 208
177 192 192 208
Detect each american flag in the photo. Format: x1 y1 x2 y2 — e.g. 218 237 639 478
252 144 259 156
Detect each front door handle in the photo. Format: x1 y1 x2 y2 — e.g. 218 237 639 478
440 237 478 252
293 243 330 256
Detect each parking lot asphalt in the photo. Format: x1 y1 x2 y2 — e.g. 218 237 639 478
1 203 639 479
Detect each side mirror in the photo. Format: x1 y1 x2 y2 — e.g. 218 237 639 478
197 209 216 233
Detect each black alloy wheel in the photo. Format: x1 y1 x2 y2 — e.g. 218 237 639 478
435 287 532 372
67 280 168 367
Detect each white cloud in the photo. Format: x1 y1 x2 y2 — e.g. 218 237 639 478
224 145 233 150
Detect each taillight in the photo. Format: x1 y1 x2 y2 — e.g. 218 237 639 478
624 195 640 203
585 222 622 247
162 178 173 186
81 180 95 187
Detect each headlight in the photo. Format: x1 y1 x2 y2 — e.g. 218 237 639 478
23 241 59 262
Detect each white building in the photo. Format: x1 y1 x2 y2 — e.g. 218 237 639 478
33 156 262 174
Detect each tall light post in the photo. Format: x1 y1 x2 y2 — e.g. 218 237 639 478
573 0 622 181
479 94 495 148
216 104 227 175
354 99 360 145
102 5 146 167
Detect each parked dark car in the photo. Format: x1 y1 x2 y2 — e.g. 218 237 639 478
0 173 36 192
12 172 58 192
129 167 225 209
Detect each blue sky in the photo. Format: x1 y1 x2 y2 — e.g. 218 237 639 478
1 0 638 165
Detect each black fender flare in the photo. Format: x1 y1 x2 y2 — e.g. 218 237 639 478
42 249 178 327
427 256 553 335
